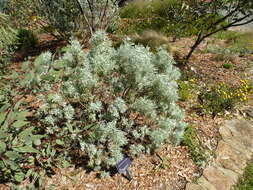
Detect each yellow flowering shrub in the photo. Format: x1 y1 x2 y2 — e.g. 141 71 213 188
197 79 253 116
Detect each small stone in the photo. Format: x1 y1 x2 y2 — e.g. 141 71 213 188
85 183 95 188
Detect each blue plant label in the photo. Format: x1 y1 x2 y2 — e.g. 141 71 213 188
116 157 131 174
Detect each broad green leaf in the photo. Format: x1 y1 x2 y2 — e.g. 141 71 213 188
61 160 71 168
33 139 41 146
25 168 33 178
22 61 30 70
0 112 7 125
41 74 55 82
67 123 73 132
48 184 56 190
19 127 34 139
46 145 51 155
51 148 56 157
14 172 25 182
5 151 21 160
24 136 33 146
0 141 6 153
0 130 7 139
4 159 19 170
56 139 64 145
13 146 40 154
47 93 55 101
27 156 35 164
32 135 45 146
13 120 29 128
0 160 4 167
16 110 29 121
14 99 23 111
0 103 10 112
10 71 19 80
5 110 15 125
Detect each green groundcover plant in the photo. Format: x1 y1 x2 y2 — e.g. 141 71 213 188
0 31 186 187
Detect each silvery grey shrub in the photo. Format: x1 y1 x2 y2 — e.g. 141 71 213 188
22 31 186 172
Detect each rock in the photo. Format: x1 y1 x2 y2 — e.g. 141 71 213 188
203 165 237 190
244 107 253 118
185 183 208 190
197 176 217 190
185 118 253 190
225 119 253 152
215 165 239 184
222 138 252 160
216 141 247 174
219 126 233 139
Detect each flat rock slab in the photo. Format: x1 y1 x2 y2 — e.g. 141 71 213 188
216 140 247 174
225 119 253 151
203 165 237 190
185 118 253 190
185 183 208 190
197 176 217 190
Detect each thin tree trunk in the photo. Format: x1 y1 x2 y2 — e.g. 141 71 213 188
184 33 202 64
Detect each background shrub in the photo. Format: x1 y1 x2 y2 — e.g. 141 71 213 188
115 0 214 38
0 13 17 66
34 0 119 41
15 28 38 50
0 0 38 28
197 80 253 116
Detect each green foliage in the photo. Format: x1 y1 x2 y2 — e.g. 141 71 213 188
34 0 119 41
1 0 38 28
182 125 205 166
0 13 17 65
178 80 194 101
235 161 253 190
0 0 8 12
197 80 253 116
214 31 253 55
222 63 233 69
115 0 227 38
116 0 187 36
214 31 242 42
183 0 253 62
19 31 185 174
15 28 38 50
0 88 46 187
